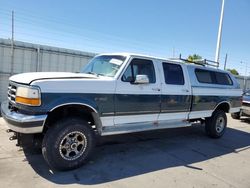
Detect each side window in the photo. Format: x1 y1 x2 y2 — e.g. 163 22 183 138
162 63 184 85
195 69 233 85
215 72 232 85
122 58 156 83
195 69 213 84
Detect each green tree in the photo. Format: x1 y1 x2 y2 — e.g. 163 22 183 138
188 54 202 62
227 69 239 75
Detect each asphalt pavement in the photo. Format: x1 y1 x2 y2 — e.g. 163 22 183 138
0 115 250 188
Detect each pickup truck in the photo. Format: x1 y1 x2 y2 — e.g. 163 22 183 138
1 53 242 170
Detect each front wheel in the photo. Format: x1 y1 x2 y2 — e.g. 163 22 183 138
42 118 95 170
205 110 227 138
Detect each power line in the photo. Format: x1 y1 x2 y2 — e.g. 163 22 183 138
0 9 219 55
1 8 248 66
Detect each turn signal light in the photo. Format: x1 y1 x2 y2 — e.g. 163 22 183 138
16 96 41 106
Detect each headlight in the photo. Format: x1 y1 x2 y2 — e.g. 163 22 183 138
15 86 41 106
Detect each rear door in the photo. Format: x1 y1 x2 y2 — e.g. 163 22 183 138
158 61 191 122
114 57 161 126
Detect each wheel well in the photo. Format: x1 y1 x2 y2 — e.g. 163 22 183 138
43 104 98 133
214 102 230 113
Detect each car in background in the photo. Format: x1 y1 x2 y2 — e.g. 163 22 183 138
231 90 250 119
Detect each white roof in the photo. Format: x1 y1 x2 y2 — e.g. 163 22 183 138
97 52 222 71
98 52 176 62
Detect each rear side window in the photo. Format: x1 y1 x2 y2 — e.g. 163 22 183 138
162 63 184 85
195 69 213 84
215 72 232 85
195 69 232 85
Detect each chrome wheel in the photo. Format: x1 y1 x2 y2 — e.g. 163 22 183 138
215 116 225 133
59 131 87 161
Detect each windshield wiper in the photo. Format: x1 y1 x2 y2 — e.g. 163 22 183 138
86 72 98 76
86 72 106 77
97 73 106 76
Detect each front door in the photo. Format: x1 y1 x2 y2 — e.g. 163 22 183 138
114 58 161 126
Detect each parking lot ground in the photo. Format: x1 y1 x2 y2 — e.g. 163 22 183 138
0 115 250 188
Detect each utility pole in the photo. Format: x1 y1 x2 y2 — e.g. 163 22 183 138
244 62 247 77
215 0 225 64
10 10 14 75
223 53 228 70
12 10 14 44
241 61 248 91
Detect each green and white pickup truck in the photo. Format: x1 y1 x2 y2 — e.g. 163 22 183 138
1 53 242 170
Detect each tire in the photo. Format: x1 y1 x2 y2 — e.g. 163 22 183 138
42 117 95 171
205 110 227 138
231 112 240 120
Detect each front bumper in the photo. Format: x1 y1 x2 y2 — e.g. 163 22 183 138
1 101 47 134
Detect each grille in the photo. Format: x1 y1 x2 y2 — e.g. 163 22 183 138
8 82 17 104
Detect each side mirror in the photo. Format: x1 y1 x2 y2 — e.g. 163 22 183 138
134 75 149 84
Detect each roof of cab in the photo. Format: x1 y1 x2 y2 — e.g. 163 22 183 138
98 52 223 70
98 52 186 63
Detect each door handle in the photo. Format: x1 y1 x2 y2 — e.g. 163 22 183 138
152 88 161 91
182 89 189 92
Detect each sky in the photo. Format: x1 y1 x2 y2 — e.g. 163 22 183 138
0 0 249 75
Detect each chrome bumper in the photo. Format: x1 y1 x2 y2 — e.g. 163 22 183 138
1 101 47 134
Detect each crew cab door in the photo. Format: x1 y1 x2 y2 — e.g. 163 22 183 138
157 61 191 122
114 57 161 126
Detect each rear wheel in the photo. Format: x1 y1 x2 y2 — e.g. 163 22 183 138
42 117 95 170
231 112 240 119
205 110 227 138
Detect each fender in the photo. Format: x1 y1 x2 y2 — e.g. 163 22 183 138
49 102 98 113
213 101 231 112
46 100 103 135
41 94 100 114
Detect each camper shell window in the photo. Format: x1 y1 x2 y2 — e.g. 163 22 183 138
195 69 232 85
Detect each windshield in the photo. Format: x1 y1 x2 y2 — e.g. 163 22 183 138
81 55 126 77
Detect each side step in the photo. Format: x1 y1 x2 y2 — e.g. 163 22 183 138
101 120 191 136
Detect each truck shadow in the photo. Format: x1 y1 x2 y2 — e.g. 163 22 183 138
23 124 250 185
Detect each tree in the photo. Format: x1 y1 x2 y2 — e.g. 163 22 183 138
227 69 239 75
187 54 202 62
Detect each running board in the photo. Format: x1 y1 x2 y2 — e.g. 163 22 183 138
101 121 191 136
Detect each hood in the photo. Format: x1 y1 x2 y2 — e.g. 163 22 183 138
10 72 97 85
